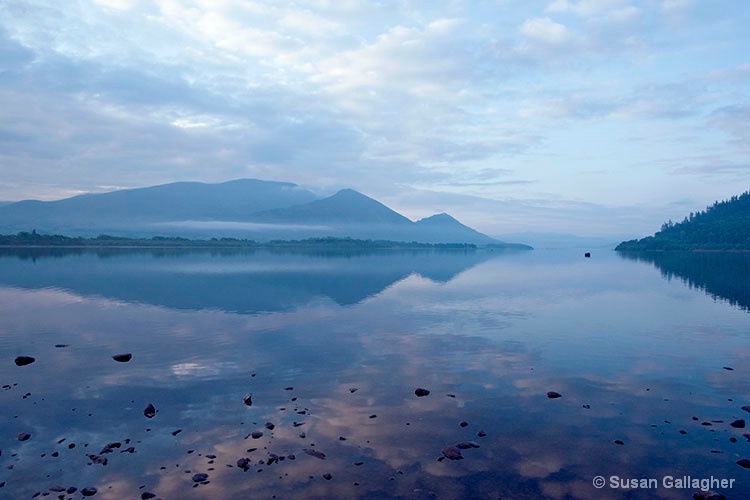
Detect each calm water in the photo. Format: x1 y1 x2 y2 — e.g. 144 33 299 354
0 248 748 499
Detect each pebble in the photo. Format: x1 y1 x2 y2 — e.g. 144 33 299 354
251 431 263 439
455 441 480 449
737 459 750 469
441 446 463 460
144 403 156 418
243 394 253 407
141 493 156 500
323 473 332 480
14 356 35 367
730 419 746 428
459 421 468 428
547 391 562 399
17 432 31 441
192 473 209 482
415 388 430 397
81 487 97 496
112 353 132 363
304 449 326 460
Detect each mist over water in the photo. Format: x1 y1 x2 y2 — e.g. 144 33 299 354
0 248 748 499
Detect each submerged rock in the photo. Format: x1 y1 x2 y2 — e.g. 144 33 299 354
251 431 263 439
737 459 750 469
547 391 562 399
304 449 326 460
81 487 97 496
456 441 480 449
14 356 35 367
441 446 463 460
243 394 253 407
693 492 726 500
144 403 156 418
731 419 746 428
415 388 430 397
323 473 333 480
742 406 750 413
17 432 31 441
112 353 132 363
192 473 209 483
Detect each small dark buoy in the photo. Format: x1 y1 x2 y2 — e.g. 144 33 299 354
584 252 591 258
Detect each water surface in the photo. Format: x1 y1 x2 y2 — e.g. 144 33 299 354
0 248 748 499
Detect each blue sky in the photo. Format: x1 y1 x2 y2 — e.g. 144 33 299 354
0 0 748 238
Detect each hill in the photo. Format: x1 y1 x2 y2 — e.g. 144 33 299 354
252 189 413 225
0 179 318 234
616 191 750 251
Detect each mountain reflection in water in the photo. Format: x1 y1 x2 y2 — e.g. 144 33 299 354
0 247 501 313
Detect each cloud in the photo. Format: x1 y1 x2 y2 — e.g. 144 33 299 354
519 17 571 45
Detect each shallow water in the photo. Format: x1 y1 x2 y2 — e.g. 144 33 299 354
0 248 748 499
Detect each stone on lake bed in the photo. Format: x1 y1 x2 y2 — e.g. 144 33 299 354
456 441 480 449
547 391 562 399
144 403 156 418
415 388 430 397
112 353 132 362
81 487 97 496
731 419 746 428
737 459 750 469
441 446 463 460
243 394 253 406
14 356 35 367
17 432 31 441
741 406 750 413
251 431 263 439
192 473 209 482
304 449 326 460
323 473 333 480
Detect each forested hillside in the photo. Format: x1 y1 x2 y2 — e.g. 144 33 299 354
616 191 750 251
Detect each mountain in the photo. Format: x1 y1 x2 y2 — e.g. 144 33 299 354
0 179 527 246
0 179 318 234
616 191 750 251
252 189 413 225
414 213 498 245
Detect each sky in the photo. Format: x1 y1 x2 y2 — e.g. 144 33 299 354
0 0 748 239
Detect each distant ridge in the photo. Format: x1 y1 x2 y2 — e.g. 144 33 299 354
0 179 318 230
0 179 530 247
616 191 750 251
252 189 413 225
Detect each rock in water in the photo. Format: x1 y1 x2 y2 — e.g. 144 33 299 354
112 353 132 362
730 419 746 428
547 391 562 399
192 473 209 483
455 441 480 449
17 432 31 441
81 487 97 496
144 403 156 418
304 449 326 460
441 446 463 460
737 459 750 469
243 394 253 407
14 356 35 367
415 388 430 397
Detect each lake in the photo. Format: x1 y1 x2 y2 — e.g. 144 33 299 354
0 247 748 499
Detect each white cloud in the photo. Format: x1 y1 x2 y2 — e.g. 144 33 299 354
519 17 570 45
